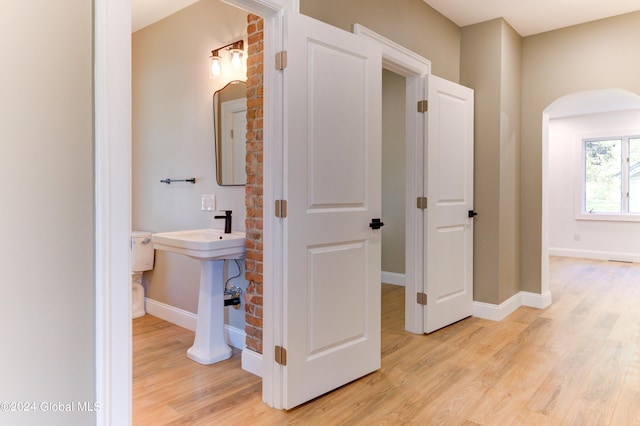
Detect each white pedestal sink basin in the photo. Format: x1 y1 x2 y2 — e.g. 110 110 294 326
151 228 245 364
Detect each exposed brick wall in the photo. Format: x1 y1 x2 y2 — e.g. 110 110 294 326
245 14 264 354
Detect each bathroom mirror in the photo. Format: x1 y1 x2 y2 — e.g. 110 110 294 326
214 80 247 186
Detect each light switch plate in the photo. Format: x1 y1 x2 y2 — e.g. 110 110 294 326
201 194 216 211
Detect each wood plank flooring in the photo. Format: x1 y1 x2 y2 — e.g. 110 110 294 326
133 257 640 425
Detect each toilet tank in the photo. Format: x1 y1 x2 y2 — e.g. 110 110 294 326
132 231 154 272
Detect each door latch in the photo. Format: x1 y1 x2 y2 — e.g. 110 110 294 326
369 218 385 230
468 210 478 218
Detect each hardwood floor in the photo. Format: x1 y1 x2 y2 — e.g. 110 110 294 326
133 257 640 425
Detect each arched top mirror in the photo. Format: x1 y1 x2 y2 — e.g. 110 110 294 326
214 80 247 186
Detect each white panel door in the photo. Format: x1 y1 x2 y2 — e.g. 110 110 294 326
424 74 474 333
282 11 382 409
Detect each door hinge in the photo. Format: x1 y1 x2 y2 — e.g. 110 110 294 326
275 345 287 366
417 292 427 305
275 199 288 218
417 196 428 210
275 51 288 70
417 100 428 113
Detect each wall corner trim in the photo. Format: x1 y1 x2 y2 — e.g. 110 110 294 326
472 290 552 321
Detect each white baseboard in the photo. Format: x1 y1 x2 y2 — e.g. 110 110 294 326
473 290 552 322
381 271 405 286
225 325 246 351
241 348 263 377
521 290 553 309
145 298 245 350
549 247 639 263
473 294 521 322
146 298 197 330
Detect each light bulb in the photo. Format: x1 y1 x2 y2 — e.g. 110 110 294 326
211 56 221 76
230 49 242 69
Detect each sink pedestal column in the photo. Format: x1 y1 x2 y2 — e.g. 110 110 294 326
187 259 232 364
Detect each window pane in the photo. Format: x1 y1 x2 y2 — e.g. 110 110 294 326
630 138 640 214
585 139 621 213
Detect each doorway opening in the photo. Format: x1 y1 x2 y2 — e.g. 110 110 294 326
130 0 253 382
96 0 281 420
381 69 407 330
352 24 432 337
542 88 640 291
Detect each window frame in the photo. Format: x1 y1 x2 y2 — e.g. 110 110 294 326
577 133 640 222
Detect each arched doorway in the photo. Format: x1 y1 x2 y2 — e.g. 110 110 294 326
541 89 640 292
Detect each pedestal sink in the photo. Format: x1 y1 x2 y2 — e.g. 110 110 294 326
152 229 245 364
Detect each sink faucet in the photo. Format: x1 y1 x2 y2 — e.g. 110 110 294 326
214 210 232 234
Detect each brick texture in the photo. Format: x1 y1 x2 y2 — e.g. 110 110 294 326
245 14 264 354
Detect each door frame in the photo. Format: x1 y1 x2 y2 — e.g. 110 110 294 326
94 0 291 422
353 25 431 335
95 0 134 424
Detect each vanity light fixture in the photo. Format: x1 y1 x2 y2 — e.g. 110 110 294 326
210 40 244 77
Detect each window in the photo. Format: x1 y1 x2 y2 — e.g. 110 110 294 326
583 136 640 217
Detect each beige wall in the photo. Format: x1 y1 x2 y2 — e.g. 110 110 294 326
132 0 249 328
457 11 640 301
460 20 502 302
498 21 522 302
0 1 95 424
300 0 461 82
460 19 521 304
382 70 406 274
521 11 640 292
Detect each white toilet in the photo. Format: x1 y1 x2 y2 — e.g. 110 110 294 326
131 231 154 319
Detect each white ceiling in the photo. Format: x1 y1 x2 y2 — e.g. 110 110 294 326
132 0 640 36
423 0 640 36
